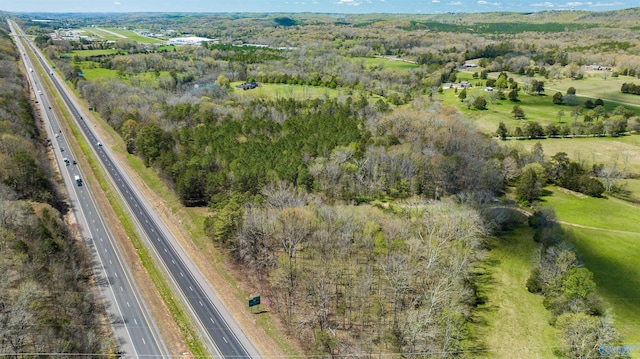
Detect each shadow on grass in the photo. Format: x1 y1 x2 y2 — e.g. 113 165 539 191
564 227 640 338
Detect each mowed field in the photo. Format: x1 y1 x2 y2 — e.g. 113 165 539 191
81 27 165 44
541 187 640 353
476 227 559 359
441 71 640 135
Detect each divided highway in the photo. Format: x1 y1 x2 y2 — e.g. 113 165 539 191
12 21 260 359
10 21 168 358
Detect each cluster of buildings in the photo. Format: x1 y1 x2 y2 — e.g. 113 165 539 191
166 36 218 46
442 81 473 90
50 29 96 42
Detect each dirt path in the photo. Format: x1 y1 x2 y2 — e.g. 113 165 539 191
488 205 640 236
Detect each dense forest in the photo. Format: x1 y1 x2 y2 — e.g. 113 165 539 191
12 9 640 356
0 20 115 356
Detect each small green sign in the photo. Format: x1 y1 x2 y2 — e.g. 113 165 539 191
248 296 260 307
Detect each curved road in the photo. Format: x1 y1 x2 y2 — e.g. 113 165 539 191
13 20 260 359
10 20 168 359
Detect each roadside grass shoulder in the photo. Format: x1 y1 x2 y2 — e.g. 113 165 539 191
45 80 209 358
124 139 302 358
475 226 559 359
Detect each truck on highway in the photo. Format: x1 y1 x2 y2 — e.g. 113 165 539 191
75 175 82 186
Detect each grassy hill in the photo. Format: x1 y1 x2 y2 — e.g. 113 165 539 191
541 187 640 354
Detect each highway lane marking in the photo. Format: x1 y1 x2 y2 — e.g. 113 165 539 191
134 318 138 325
223 337 227 344
142 337 146 345
189 286 193 291
109 259 112 264
180 272 184 277
171 259 175 265
210 317 215 324
164 247 167 253
127 302 130 308
199 301 203 307
120 286 124 291
114 273 118 278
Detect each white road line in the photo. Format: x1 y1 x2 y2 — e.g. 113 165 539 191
199 301 203 307
127 302 130 308
210 317 215 324
223 337 228 344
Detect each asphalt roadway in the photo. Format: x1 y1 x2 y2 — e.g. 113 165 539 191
10 20 168 358
12 20 261 359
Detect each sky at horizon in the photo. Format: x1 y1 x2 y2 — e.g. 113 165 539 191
1 1 636 14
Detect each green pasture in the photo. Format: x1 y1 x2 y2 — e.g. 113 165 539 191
232 81 349 100
103 28 165 44
508 135 640 174
541 187 640 348
65 49 121 57
361 57 419 70
542 186 640 231
77 67 119 81
81 28 122 41
463 68 640 108
440 86 571 133
476 227 559 359
523 72 640 108
442 84 640 135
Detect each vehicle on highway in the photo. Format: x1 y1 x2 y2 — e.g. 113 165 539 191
72 160 77 165
74 175 82 186
97 142 102 147
60 147 64 152
64 158 69 165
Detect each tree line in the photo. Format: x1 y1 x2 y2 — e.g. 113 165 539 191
526 209 620 358
621 82 640 95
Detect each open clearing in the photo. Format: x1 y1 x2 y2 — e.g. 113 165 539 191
541 187 640 351
476 227 559 359
504 135 640 173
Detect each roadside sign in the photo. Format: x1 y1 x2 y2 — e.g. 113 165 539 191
248 296 260 307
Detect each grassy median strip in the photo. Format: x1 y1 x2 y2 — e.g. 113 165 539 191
43 78 209 357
